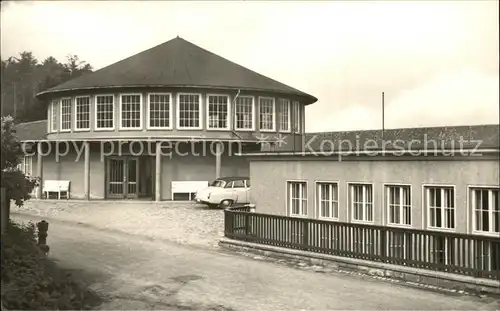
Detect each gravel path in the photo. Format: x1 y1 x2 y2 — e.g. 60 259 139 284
13 200 224 249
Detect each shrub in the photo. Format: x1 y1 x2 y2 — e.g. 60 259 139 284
1 220 101 310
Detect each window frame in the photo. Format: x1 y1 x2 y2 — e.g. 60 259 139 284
384 183 412 227
287 180 308 217
258 96 276 132
50 99 58 133
119 93 143 130
278 98 291 133
206 94 231 131
423 184 456 232
146 92 172 130
468 185 500 237
315 180 339 220
94 94 115 131
293 101 301 134
347 182 374 224
59 97 72 132
74 96 91 131
176 93 202 130
234 95 255 131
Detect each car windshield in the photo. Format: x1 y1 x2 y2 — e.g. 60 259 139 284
210 180 226 187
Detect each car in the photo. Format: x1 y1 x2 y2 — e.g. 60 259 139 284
194 177 251 208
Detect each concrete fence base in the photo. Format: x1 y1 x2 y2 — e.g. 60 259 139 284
219 237 500 297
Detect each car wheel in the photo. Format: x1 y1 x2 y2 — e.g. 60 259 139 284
219 199 233 209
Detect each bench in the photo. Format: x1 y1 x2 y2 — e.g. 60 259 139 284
43 180 70 199
171 181 209 201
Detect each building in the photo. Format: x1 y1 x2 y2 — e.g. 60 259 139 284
245 124 500 236
15 36 317 201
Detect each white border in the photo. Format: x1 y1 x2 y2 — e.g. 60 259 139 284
286 179 308 218
467 184 500 237
119 93 143 130
234 95 255 131
278 98 291 133
59 97 72 132
94 94 115 131
146 93 173 130
74 96 91 131
176 93 203 130
47 102 51 133
258 96 276 132
314 180 340 221
346 181 375 224
382 183 413 228
206 94 231 131
422 183 457 232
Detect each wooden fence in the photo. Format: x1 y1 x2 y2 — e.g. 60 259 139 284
224 209 500 280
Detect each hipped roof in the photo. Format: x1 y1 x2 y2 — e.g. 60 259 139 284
36 37 317 104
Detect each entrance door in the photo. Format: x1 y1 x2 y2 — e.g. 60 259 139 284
107 157 139 199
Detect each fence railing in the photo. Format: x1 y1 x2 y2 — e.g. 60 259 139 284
224 210 500 280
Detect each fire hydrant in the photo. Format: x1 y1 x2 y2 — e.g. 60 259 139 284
36 220 50 254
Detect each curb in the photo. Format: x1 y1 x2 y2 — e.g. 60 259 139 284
219 237 500 298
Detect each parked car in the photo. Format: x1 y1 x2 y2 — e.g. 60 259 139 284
194 177 251 208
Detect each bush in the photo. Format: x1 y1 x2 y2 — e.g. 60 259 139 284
1 220 101 310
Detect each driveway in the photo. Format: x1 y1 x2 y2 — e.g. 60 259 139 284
13 200 224 249
12 213 499 311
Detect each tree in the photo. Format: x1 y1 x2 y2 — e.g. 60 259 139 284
1 116 38 208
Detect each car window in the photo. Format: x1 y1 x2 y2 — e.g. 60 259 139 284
233 180 245 188
210 180 226 187
245 179 251 187
225 181 234 188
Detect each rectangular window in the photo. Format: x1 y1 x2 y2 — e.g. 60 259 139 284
75 96 90 130
120 94 142 129
472 187 499 234
177 94 201 129
278 98 290 132
207 95 229 130
426 186 455 229
317 182 339 219
21 155 32 176
60 98 72 131
51 100 58 132
288 181 307 216
95 95 114 130
350 184 373 222
235 96 254 130
148 93 171 129
386 185 412 226
293 101 301 134
259 97 275 131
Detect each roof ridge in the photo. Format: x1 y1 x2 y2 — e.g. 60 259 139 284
15 119 47 126
306 124 500 134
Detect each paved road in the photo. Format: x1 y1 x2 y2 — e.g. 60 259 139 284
13 214 500 310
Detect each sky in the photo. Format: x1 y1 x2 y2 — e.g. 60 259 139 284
1 0 498 132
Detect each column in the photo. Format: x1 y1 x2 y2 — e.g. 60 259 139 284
84 141 90 200
155 142 161 202
36 142 43 199
215 142 222 179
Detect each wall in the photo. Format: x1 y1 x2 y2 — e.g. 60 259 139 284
33 141 249 200
249 156 500 234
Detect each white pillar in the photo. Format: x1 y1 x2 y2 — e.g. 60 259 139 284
215 142 222 179
155 142 161 202
84 141 90 200
36 142 43 199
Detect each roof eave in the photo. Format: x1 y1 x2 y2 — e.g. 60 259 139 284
36 84 318 104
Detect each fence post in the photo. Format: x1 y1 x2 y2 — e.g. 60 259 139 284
380 227 387 261
302 219 309 251
36 220 50 254
244 213 251 240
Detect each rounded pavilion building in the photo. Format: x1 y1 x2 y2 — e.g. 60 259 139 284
25 36 317 201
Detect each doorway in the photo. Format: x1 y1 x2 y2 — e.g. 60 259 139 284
107 156 139 199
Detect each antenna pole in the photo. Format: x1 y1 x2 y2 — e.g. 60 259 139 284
382 92 385 140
